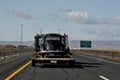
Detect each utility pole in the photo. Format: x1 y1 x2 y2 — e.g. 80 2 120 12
21 24 23 48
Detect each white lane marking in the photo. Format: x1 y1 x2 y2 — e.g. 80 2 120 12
78 54 120 66
97 58 120 65
99 75 110 80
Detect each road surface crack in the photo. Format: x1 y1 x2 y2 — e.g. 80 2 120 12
62 68 70 80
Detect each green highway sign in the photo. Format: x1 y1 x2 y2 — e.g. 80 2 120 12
80 41 91 48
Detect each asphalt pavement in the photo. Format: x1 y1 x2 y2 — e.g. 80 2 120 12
3 52 120 80
0 53 31 80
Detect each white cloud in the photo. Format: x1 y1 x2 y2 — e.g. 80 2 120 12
116 16 120 20
82 27 120 40
67 11 95 24
7 8 38 20
62 7 120 25
60 7 71 13
68 11 88 20
97 17 120 25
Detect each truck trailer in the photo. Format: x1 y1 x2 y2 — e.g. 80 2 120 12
32 33 75 66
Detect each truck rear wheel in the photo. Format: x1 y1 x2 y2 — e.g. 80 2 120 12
32 60 36 66
69 61 75 65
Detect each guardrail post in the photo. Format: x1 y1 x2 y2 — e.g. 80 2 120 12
112 52 114 59
4 52 6 60
10 51 12 58
118 52 119 58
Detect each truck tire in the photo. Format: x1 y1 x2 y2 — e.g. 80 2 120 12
69 61 75 65
32 61 36 66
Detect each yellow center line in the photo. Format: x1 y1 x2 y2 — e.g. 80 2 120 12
5 60 32 80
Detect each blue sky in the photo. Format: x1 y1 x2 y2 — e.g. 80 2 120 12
0 0 120 41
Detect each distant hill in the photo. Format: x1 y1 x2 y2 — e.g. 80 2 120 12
1 40 120 50
0 41 34 47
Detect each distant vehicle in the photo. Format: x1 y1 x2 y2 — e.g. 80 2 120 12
18 45 28 49
32 33 75 66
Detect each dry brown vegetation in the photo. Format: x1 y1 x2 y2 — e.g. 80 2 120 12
0 44 17 50
72 49 120 54
71 49 120 60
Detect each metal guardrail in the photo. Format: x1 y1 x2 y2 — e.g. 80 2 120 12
0 48 34 61
71 49 120 59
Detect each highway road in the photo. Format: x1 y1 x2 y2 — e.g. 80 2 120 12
1 51 120 80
